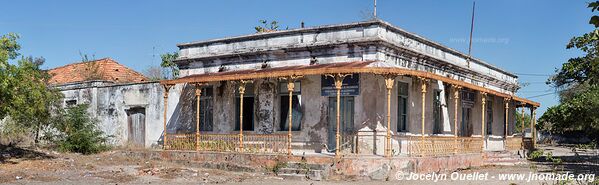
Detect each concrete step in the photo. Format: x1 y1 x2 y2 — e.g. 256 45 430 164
483 151 526 166
277 168 324 181
285 162 327 170
278 173 308 180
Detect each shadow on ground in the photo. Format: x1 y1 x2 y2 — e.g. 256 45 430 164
0 145 54 164
531 149 599 175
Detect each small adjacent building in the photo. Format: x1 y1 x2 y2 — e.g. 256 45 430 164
49 58 164 148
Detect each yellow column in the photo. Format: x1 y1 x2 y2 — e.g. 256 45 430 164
334 75 343 157
287 79 295 156
520 105 525 135
420 78 427 139
520 105 525 149
238 81 247 152
481 92 486 151
195 84 202 151
326 74 349 158
453 86 461 153
384 75 395 157
162 84 172 150
504 98 510 139
531 107 537 149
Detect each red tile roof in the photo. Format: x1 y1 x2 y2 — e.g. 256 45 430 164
48 58 148 85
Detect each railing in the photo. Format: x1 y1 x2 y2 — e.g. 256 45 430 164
243 134 287 154
198 134 239 152
165 133 287 154
405 136 483 157
166 134 196 150
505 136 523 151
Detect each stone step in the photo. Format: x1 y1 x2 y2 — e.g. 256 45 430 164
277 168 324 181
484 161 527 166
483 152 514 158
486 158 521 161
285 162 327 170
278 173 308 180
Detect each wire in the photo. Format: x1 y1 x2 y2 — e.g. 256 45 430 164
518 89 553 93
526 92 558 99
515 73 553 77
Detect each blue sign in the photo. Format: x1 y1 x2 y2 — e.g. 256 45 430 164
321 74 360 96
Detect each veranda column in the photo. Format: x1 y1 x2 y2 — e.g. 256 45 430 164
326 74 349 158
162 84 172 150
530 106 537 149
384 75 395 157
195 83 202 151
504 98 510 139
286 76 302 155
481 92 487 151
420 78 428 140
453 85 461 153
520 105 525 149
238 80 249 152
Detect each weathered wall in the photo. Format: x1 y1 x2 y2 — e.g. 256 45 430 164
60 81 166 148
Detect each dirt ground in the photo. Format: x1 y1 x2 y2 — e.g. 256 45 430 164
0 145 597 185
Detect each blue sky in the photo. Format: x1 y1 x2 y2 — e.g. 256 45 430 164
0 0 594 115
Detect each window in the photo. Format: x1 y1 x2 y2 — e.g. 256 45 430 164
235 84 254 131
65 100 77 107
486 100 493 135
279 82 302 131
461 107 472 136
433 90 443 134
198 87 214 131
397 82 408 132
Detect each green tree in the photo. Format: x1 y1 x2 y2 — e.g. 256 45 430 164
514 111 532 133
0 34 64 144
0 33 21 119
160 52 179 79
254 20 287 33
50 104 110 154
8 56 63 143
541 2 599 141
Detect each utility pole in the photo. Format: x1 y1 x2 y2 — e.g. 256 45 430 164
468 1 476 57
374 0 377 18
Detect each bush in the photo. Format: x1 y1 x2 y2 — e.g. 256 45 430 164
51 104 110 154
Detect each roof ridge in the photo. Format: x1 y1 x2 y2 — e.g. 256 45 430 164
48 57 113 71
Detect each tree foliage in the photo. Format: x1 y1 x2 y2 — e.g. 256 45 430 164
254 20 287 33
160 52 179 79
0 34 63 144
49 104 110 154
541 2 599 141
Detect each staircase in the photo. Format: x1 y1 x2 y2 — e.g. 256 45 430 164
277 162 327 181
483 151 527 166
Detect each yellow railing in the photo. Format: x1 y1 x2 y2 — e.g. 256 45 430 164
198 134 239 152
166 133 287 154
405 136 483 156
243 134 287 154
505 136 523 151
166 134 196 150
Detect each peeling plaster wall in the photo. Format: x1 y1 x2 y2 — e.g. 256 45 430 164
56 74 518 152
59 82 166 148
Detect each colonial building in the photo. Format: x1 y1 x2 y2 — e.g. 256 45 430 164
159 19 540 158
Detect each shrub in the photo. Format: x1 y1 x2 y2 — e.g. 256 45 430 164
529 150 544 160
51 104 110 154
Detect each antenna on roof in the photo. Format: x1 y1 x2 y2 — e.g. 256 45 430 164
468 1 476 57
373 0 377 18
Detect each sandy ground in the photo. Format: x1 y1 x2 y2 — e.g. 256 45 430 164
0 145 597 185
